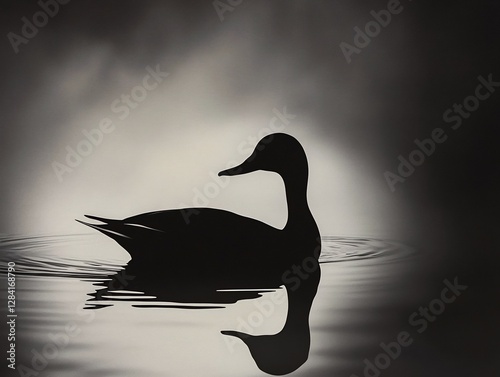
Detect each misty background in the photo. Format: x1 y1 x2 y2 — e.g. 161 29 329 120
0 1 498 376
0 0 429 238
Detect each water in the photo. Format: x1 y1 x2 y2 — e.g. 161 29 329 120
0 234 415 377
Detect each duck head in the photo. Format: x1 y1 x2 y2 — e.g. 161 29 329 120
218 133 308 179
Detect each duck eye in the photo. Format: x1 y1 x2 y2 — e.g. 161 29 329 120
256 143 266 151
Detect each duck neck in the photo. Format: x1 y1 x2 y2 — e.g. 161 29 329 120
283 170 311 229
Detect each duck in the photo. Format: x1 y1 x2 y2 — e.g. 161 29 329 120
77 133 320 289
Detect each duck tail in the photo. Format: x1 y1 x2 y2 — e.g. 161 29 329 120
84 214 120 224
76 216 131 241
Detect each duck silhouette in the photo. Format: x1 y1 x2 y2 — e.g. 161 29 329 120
77 132 321 375
77 133 320 287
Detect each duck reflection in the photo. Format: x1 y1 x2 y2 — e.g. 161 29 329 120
222 268 320 375
85 258 320 375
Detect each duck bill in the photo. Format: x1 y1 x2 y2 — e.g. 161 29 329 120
218 156 256 177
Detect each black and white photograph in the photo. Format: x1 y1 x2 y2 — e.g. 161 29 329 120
0 1 498 376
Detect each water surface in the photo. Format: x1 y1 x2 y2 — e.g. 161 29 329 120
0 234 415 377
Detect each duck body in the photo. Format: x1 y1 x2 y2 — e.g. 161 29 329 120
80 204 318 289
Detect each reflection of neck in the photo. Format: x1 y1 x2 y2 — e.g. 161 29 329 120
283 267 320 333
283 169 311 228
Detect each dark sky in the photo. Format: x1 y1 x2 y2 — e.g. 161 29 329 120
0 1 498 374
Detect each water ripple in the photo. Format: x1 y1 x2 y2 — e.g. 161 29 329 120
0 234 414 279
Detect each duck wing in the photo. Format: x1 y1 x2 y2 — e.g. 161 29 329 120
77 208 282 260
123 208 282 257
